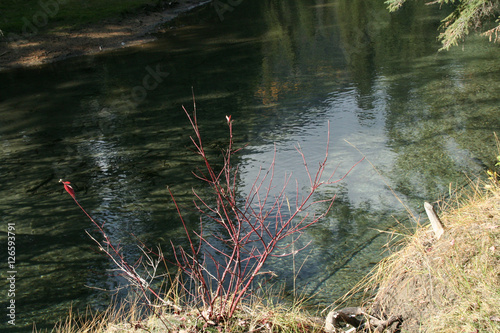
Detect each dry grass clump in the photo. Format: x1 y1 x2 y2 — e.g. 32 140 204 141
42 289 324 333
362 179 500 333
38 301 149 333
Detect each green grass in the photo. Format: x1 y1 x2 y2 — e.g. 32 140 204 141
0 0 160 34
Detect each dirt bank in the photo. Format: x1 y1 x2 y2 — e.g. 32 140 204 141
0 0 211 71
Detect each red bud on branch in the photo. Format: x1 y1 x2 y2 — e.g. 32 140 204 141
59 179 76 199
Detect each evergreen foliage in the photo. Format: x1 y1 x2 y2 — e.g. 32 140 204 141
386 0 500 49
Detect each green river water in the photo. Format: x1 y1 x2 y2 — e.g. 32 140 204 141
0 0 499 330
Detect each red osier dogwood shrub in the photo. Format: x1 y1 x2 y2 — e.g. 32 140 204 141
60 102 363 325
167 104 363 322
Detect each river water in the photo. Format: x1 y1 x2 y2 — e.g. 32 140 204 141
1 0 499 330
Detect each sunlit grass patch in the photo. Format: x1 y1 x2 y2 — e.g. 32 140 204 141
357 175 500 332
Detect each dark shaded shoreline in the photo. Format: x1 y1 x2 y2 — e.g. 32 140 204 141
0 0 211 71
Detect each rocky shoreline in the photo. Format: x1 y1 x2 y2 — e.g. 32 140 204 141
0 0 211 71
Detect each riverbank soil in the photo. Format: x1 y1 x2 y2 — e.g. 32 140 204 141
0 0 210 71
366 184 500 332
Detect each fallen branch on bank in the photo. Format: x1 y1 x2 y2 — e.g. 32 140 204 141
325 307 402 333
424 201 445 239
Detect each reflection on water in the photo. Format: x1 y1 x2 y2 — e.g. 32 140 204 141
1 0 499 330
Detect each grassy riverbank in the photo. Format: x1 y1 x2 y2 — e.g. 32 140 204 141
357 172 500 332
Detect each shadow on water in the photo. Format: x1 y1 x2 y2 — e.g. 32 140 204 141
1 0 499 330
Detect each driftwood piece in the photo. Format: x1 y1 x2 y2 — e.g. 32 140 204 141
325 307 363 333
424 202 445 239
368 315 402 333
325 307 402 333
